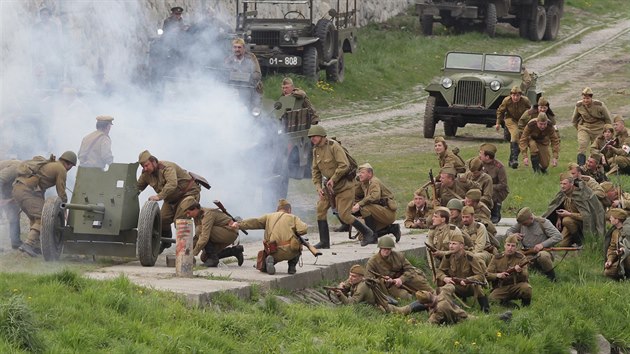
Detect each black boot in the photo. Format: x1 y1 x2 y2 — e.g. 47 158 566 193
490 203 502 224
159 228 173 254
509 142 520 169
202 244 220 267
521 298 531 307
390 223 401 243
356 218 376 246
478 296 490 313
544 269 557 282
408 301 428 313
287 255 299 274
333 223 350 232
217 245 244 266
577 153 586 166
530 154 541 173
314 220 330 249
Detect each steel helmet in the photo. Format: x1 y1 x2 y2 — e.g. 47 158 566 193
59 151 77 166
377 236 396 249
307 125 327 137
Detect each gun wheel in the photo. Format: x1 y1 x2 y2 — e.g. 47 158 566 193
137 200 161 267
41 196 65 261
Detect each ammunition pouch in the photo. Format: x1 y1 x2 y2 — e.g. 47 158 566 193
256 249 268 271
264 240 278 254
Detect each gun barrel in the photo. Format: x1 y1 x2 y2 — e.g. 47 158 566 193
61 203 105 214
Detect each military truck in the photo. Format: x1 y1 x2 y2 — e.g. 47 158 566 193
416 0 564 41
423 51 541 140
235 0 358 82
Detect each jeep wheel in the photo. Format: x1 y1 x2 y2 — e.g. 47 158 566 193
485 3 497 37
528 6 547 42
326 48 344 83
444 122 458 137
302 46 319 81
315 19 335 62
423 96 437 138
543 5 560 41
421 15 433 36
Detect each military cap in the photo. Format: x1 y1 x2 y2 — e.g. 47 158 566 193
138 150 152 164
415 290 433 304
358 163 373 171
440 165 458 176
461 206 474 215
505 233 519 245
349 264 365 276
567 162 580 171
582 87 593 96
465 189 482 202
435 206 450 214
277 198 291 210
613 114 624 123
537 97 549 106
468 157 482 172
589 152 602 162
516 207 533 224
450 231 465 244
608 208 628 221
601 181 614 193
434 136 446 144
414 188 429 198
232 38 245 46
171 6 184 14
537 112 548 123
480 143 497 154
446 198 463 211
180 196 198 211
603 124 614 133
510 86 522 94
96 115 114 124
559 171 573 181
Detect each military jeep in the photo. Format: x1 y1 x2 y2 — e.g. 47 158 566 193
423 51 541 140
416 0 564 41
235 0 358 82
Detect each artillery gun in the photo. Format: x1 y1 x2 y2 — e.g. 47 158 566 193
40 163 163 266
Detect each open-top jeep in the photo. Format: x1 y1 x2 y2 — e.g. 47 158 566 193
235 0 358 82
423 51 541 140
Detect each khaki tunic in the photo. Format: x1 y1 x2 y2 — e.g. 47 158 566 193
581 165 607 183
486 251 532 302
437 178 480 207
337 279 415 315
191 208 238 256
496 96 531 143
239 211 308 262
572 100 612 154
357 176 396 231
437 250 486 299
77 130 113 168
609 129 630 170
473 203 497 238
438 150 466 174
404 201 432 229
464 171 494 209
427 284 470 325
604 226 630 279
591 135 617 166
481 159 509 204
519 119 561 169
505 217 562 272
366 250 433 298
462 221 493 264
312 138 355 224
518 109 557 134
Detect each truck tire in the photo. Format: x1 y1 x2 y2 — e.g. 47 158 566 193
326 48 345 83
423 96 437 138
302 46 319 81
528 6 547 42
421 15 433 36
485 3 497 37
543 5 560 41
137 200 161 267
315 19 335 62
41 196 65 261
444 121 458 137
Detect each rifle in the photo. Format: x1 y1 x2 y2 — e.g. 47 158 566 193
505 254 541 275
213 200 248 235
322 177 352 239
450 277 487 287
293 228 322 257
424 243 437 283
425 242 438 253
600 138 618 152
323 286 348 303
368 269 416 293
522 246 583 256
428 169 439 206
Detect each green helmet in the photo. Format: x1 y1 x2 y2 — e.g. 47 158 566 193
59 151 77 166
307 125 326 137
377 236 395 249
446 198 463 211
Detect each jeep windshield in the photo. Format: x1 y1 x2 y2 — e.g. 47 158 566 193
444 52 522 73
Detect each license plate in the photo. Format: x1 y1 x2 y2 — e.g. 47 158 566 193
265 55 302 67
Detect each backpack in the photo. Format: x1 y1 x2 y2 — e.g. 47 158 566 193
16 155 54 178
330 137 358 181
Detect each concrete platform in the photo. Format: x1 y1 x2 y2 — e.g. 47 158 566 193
84 218 517 307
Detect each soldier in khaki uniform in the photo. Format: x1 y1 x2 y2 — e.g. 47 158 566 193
495 86 531 169
427 207 464 259
333 264 427 314
518 96 557 134
519 113 560 174
309 125 373 248
567 163 605 205
12 151 76 257
436 232 490 312
605 115 630 175
137 150 201 251
572 87 612 166
582 152 608 183
281 77 319 124
446 198 464 228
486 234 532 307
434 165 480 208
506 207 562 281
601 182 630 211
463 157 493 209
479 143 509 223
0 159 22 249
590 124 616 171
404 188 432 229
434 137 466 174
464 189 498 241
366 236 433 299
231 199 308 275
415 284 473 325
180 196 243 268
77 115 114 169
603 209 630 280
461 206 493 265
352 163 400 242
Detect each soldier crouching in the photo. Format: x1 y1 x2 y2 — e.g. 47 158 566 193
486 234 532 307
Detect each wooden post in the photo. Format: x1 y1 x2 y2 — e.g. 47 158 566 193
175 219 194 277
